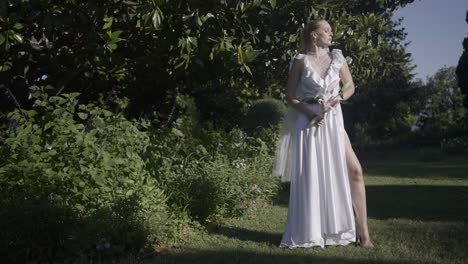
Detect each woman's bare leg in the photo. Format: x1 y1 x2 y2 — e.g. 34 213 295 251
344 134 373 247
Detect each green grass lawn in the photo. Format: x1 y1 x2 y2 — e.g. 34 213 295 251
150 147 468 264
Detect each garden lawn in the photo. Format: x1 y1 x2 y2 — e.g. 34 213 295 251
150 147 468 264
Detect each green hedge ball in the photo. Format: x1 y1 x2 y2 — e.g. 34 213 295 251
242 98 286 132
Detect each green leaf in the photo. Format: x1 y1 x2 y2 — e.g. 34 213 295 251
13 23 24 30
269 0 276 9
288 34 297 43
93 174 106 186
77 112 88 120
152 8 163 30
103 18 113 30
111 30 123 41
244 64 252 75
171 128 184 137
44 122 54 131
12 33 23 43
107 43 117 50
0 34 4 45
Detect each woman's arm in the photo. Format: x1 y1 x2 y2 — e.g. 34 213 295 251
339 58 355 100
286 58 317 119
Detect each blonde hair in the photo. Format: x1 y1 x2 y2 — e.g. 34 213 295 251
300 19 326 53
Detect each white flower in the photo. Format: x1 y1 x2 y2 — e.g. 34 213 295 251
44 142 52 150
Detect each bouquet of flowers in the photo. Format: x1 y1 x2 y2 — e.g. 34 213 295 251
301 80 353 135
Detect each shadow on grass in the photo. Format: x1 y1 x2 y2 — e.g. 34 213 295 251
271 182 290 207
362 162 468 180
273 185 468 222
205 223 281 246
367 185 468 222
359 147 467 180
151 249 438 264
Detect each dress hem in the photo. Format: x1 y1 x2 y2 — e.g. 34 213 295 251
278 239 355 249
279 230 356 249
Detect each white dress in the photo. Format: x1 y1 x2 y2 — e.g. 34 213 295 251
273 48 356 249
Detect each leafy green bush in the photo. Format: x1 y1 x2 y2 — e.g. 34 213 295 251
242 98 286 133
1 88 165 212
0 88 187 261
144 121 281 222
0 88 282 261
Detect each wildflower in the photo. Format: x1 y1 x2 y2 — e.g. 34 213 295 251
44 142 52 150
104 242 111 249
251 184 261 193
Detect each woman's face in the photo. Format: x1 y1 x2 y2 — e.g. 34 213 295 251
311 21 333 47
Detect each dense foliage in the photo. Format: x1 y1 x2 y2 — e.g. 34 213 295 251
456 10 468 109
409 66 467 145
1 0 415 131
0 89 280 262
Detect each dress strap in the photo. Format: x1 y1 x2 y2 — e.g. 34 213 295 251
289 54 306 71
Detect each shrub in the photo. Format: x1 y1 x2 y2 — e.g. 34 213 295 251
144 121 281 222
0 88 283 261
242 98 286 133
0 88 183 261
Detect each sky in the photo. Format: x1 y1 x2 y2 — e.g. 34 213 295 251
393 0 467 82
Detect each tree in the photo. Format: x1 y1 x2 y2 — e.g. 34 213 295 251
412 66 466 142
456 10 468 110
0 0 416 131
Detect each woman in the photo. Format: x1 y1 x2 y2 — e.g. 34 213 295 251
273 19 374 248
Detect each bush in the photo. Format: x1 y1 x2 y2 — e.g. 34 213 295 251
0 88 167 212
0 194 153 263
0 89 283 261
242 98 286 134
0 89 185 261
0 195 78 263
144 123 281 222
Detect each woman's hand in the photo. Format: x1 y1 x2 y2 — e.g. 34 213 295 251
316 118 325 126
